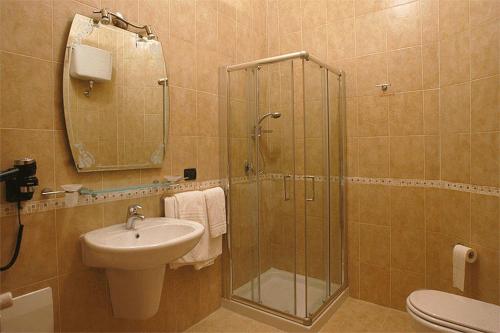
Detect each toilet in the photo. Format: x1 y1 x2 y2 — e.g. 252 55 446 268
406 290 500 333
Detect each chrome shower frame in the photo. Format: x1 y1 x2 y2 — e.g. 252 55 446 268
223 51 348 327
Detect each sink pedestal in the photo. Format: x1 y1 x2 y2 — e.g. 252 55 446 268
106 265 166 319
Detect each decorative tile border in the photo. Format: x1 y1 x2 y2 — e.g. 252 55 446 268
1 178 226 217
2 175 498 217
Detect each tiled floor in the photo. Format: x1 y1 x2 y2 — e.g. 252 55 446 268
186 297 427 332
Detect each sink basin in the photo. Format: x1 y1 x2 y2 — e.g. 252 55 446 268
80 217 204 319
81 217 204 270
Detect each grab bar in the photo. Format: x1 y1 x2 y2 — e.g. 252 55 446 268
305 176 315 201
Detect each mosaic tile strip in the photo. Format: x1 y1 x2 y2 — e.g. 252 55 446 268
2 175 498 217
1 178 226 217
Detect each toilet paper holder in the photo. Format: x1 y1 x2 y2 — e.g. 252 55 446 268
455 243 477 262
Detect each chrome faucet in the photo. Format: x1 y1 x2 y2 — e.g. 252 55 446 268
126 204 145 230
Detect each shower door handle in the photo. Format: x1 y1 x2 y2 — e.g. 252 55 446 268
305 176 315 201
283 174 292 201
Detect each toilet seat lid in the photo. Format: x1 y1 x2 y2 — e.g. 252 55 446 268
408 290 500 333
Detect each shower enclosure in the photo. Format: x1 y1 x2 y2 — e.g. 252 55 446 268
223 51 346 326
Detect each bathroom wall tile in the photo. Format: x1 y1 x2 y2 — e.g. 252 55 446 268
355 10 386 56
471 132 499 187
277 0 302 33
360 224 390 268
347 137 359 176
102 170 141 188
218 14 237 58
439 0 470 40
423 89 439 135
302 0 327 29
346 183 360 222
386 1 421 50
0 53 53 130
470 0 499 26
390 269 425 310
327 0 355 22
471 76 499 132
196 0 217 50
101 0 139 22
359 263 390 306
0 211 57 291
170 0 196 42
471 194 499 250
196 48 219 94
441 133 471 184
56 205 104 274
391 226 425 273
166 37 196 89
197 93 219 137
279 31 302 54
197 137 220 181
469 244 499 305
440 83 471 133
0 129 55 202
170 87 197 137
441 190 471 239
358 137 390 177
359 184 390 226
0 0 52 60
348 259 360 298
59 269 109 332
425 188 442 233
420 0 439 43
327 18 355 61
356 53 388 97
357 95 389 137
470 21 499 80
425 135 440 180
355 0 385 16
440 31 470 86
390 136 425 179
139 0 169 42
389 91 424 136
422 43 439 89
390 186 425 230
170 136 198 176
388 46 423 93
303 25 328 60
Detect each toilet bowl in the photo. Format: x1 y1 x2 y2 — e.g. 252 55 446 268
406 290 500 333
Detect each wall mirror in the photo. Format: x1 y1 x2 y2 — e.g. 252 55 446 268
63 14 168 172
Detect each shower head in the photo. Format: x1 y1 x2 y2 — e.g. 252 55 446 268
258 112 282 124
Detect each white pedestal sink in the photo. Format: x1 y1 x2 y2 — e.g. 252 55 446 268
81 218 203 319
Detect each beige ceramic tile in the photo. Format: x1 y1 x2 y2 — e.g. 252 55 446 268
471 132 499 187
170 0 196 42
422 43 440 89
356 53 388 97
440 31 470 86
358 137 390 177
471 75 500 132
355 0 386 16
0 52 54 130
424 135 440 180
389 91 424 136
327 18 355 61
420 0 439 43
423 89 439 135
359 184 390 226
388 46 423 93
390 136 425 179
0 0 52 60
390 269 425 310
386 1 421 50
469 244 500 304
439 0 470 40
170 86 197 137
360 224 390 268
440 83 471 133
470 20 499 80
357 95 389 137
355 10 387 56
359 263 391 306
471 194 499 250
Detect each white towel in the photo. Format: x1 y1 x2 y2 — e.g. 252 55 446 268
163 196 177 218
166 191 222 270
203 187 227 238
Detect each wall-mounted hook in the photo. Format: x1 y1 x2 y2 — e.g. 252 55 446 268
376 83 391 92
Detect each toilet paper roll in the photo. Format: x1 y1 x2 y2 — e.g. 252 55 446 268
452 244 477 291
